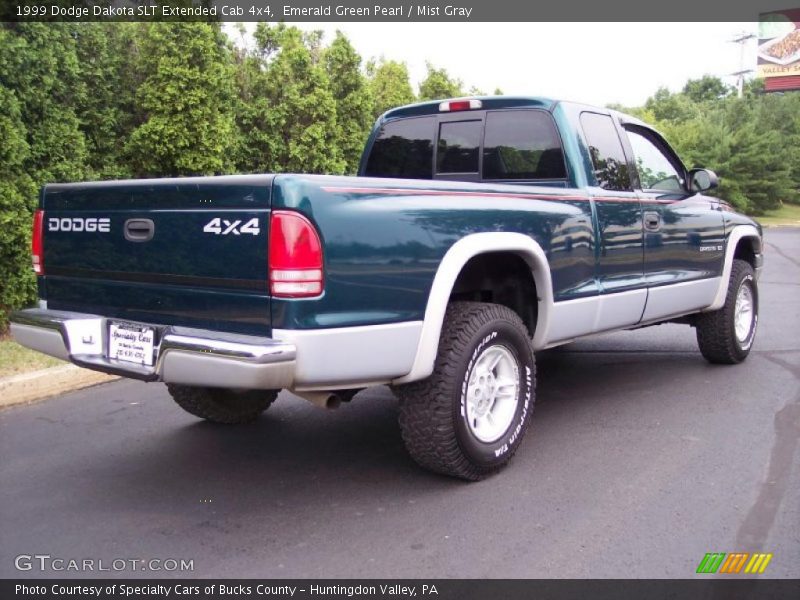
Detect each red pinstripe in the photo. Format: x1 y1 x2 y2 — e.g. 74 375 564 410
320 186 677 204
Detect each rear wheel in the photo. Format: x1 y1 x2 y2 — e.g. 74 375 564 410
167 384 278 424
394 302 536 481
695 259 758 364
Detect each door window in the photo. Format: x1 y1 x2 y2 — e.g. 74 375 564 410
626 129 685 193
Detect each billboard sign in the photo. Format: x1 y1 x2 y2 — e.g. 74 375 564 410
758 8 800 91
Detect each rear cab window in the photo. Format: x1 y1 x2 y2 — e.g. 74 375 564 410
363 109 569 185
437 120 482 174
363 116 435 180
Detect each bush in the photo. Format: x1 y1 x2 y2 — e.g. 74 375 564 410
0 86 37 331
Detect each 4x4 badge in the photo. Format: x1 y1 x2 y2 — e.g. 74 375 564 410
202 217 260 236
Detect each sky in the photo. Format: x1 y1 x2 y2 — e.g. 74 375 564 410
229 22 759 107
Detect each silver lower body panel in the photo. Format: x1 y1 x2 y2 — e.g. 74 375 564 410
9 309 296 390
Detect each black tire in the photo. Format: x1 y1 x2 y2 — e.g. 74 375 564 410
166 384 278 424
695 259 758 364
394 302 536 481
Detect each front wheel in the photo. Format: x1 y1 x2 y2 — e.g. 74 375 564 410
394 302 536 481
167 384 278 424
695 259 758 364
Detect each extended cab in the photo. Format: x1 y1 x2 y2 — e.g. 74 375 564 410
11 97 763 480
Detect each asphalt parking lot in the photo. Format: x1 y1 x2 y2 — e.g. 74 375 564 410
1 228 798 579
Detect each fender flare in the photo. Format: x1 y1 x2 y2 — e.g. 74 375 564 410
393 232 553 384
705 224 761 311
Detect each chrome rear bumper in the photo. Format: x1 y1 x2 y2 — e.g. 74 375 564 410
9 309 296 390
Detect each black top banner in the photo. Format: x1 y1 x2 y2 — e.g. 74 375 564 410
2 0 797 22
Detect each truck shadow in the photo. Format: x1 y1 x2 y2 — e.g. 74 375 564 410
77 344 709 500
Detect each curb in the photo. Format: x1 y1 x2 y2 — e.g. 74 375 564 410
0 364 119 409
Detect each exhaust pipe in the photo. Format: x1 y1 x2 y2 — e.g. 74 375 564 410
294 391 342 410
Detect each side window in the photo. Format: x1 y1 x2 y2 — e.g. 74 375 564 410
437 120 482 174
482 111 567 180
625 129 685 193
364 117 435 179
580 112 632 191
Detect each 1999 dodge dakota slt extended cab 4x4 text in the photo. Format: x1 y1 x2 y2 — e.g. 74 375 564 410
11 96 763 480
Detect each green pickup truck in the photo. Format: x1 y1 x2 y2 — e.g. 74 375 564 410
10 96 763 480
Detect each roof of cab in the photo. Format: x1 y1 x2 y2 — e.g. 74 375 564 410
379 95 653 135
381 96 558 120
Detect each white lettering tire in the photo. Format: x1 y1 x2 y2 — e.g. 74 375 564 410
394 302 536 480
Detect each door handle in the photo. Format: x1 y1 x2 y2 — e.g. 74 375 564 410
124 218 155 242
643 211 661 231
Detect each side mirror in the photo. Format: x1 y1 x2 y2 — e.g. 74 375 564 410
689 168 718 193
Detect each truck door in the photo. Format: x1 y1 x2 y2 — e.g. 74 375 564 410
621 125 725 321
579 111 647 331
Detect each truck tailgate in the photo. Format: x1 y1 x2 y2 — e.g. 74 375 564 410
41 175 274 336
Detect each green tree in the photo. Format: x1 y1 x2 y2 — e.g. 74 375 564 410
73 23 139 179
0 85 38 329
238 25 344 174
125 23 238 177
682 75 731 103
252 20 286 59
743 78 765 98
659 96 797 214
324 31 373 173
302 29 325 64
0 23 89 327
644 87 698 123
749 93 800 207
366 58 415 117
233 24 275 173
0 23 88 183
418 62 463 101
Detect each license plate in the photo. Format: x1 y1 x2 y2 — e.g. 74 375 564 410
108 322 155 366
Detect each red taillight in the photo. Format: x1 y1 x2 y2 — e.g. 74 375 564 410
439 99 482 112
268 211 323 298
32 209 44 275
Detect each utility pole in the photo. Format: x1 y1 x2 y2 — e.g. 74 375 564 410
730 31 756 98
